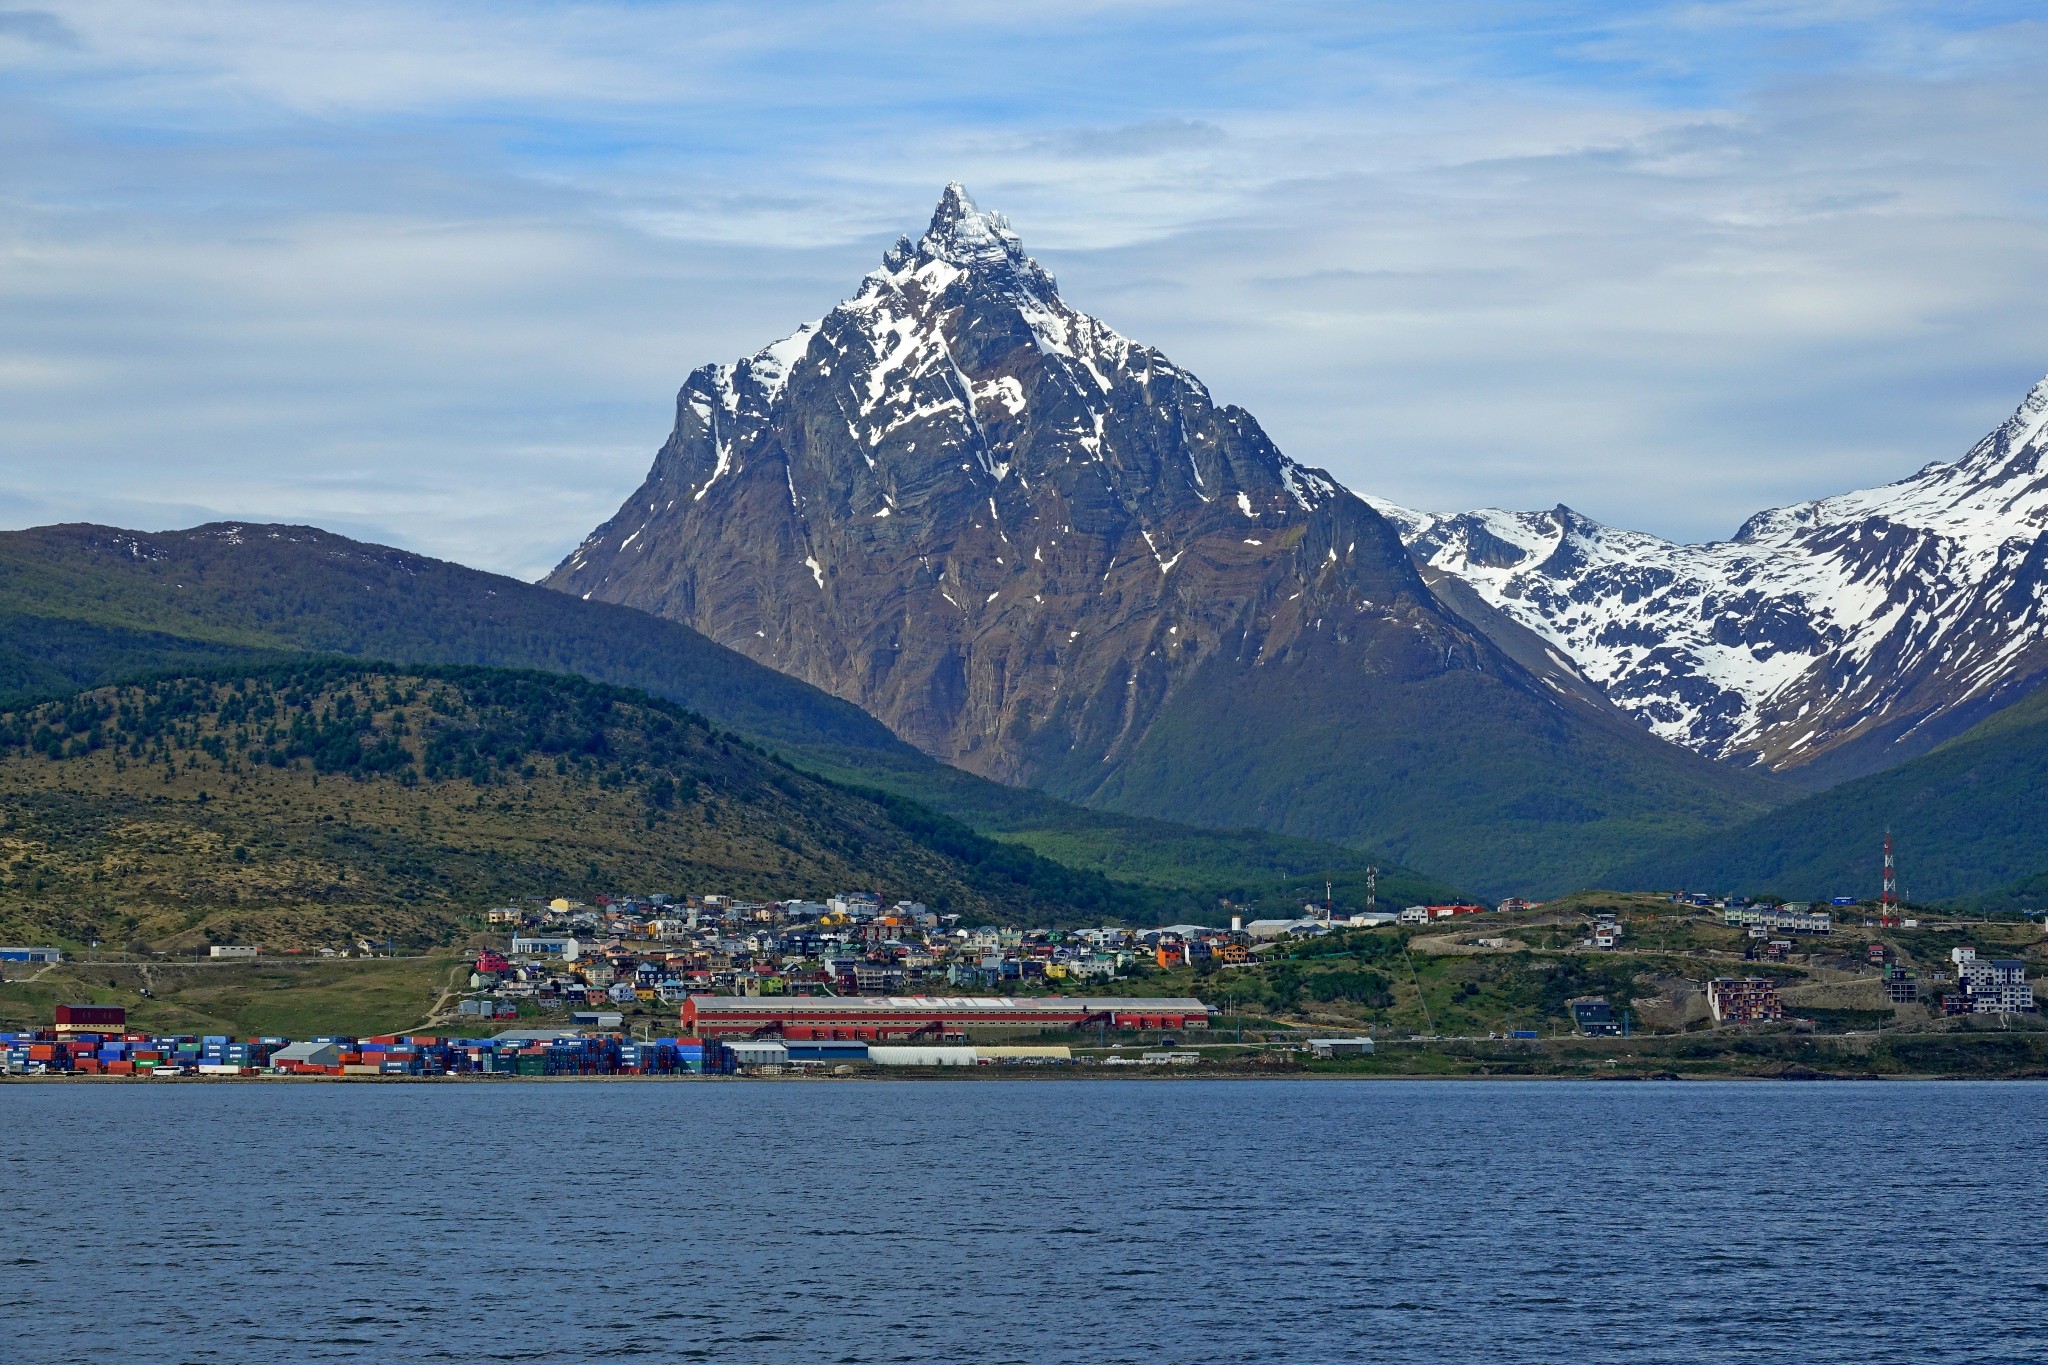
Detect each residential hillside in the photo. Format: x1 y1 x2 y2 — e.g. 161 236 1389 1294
0 520 1431 902
547 184 1779 895
1612 684 2048 903
0 661 1283 950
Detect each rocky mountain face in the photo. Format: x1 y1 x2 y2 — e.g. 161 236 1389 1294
1373 376 2048 784
548 187 1775 893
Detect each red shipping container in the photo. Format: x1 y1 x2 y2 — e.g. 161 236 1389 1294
74 1058 102 1073
106 1061 135 1075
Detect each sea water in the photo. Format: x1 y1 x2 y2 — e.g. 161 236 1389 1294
3 1079 2043 1364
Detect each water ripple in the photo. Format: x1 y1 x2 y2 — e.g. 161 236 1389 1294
2 1080 2044 1364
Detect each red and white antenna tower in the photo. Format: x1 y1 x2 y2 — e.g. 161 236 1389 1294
1880 829 1899 926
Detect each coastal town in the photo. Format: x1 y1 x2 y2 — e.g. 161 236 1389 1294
3 883 2040 1079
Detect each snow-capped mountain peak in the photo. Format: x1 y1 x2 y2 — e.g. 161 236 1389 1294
547 186 1564 801
1744 373 2048 567
1374 374 2048 778
547 186 1771 893
892 182 1033 273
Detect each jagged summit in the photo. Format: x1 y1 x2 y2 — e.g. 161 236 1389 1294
1380 370 2048 779
877 182 1058 302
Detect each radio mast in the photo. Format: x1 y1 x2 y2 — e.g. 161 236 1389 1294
1880 829 1899 927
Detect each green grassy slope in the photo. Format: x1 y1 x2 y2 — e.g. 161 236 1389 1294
0 661 1261 949
1614 685 2048 904
0 955 464 1039
782 742 1451 906
0 521 1450 903
1055 628 1781 899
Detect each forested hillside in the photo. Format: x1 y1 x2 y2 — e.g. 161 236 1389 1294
1613 685 2048 904
0 520 1448 905
0 662 1266 950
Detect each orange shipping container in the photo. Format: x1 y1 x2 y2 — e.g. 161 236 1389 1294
107 1061 135 1075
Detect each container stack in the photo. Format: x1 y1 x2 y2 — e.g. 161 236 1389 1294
3 1024 721 1078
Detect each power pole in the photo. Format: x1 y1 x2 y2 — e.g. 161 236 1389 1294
1366 866 1379 909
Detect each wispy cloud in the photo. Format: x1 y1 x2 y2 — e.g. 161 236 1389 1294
0 1 2043 575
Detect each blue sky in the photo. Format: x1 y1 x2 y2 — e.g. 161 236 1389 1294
2 1 2045 577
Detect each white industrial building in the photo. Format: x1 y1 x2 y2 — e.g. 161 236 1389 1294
866 1045 978 1067
270 1041 343 1068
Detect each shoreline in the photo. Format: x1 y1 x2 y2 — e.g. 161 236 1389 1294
7 1068 2037 1084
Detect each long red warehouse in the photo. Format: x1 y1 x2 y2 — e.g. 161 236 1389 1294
682 995 1212 1040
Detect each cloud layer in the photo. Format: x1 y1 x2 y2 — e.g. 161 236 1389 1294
2 1 2044 577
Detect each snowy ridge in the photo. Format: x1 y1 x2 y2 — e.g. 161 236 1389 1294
1368 373 2048 770
568 184 1355 593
